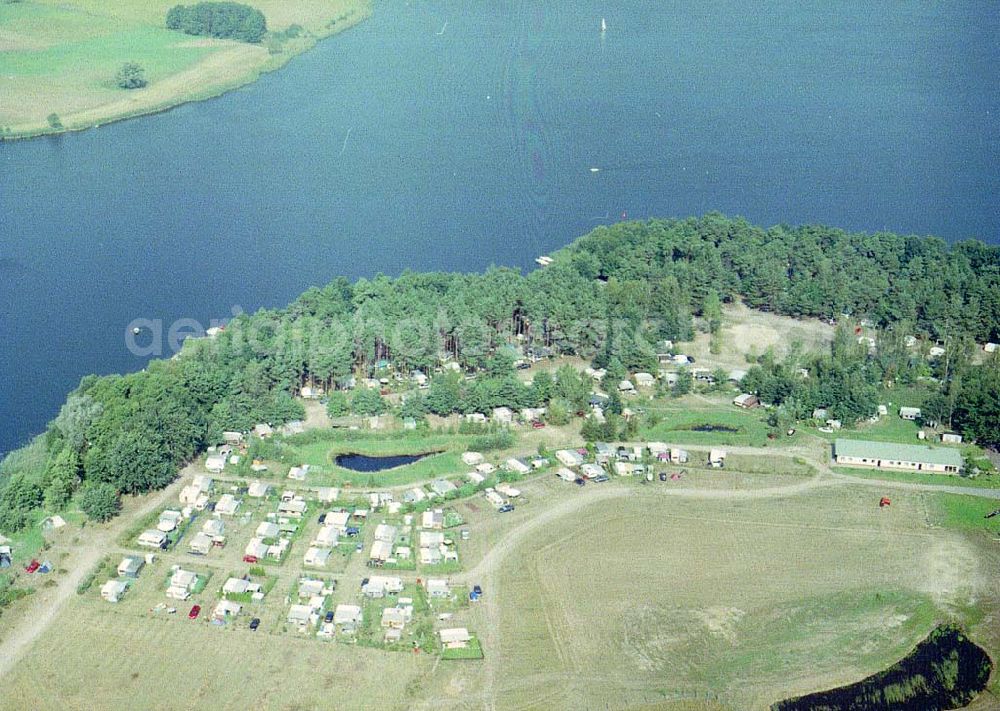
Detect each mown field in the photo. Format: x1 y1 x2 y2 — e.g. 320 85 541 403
0 0 371 137
458 486 997 710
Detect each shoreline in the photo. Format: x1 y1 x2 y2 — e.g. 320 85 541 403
0 9 371 142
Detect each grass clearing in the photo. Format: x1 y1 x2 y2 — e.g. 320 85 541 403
1 597 431 710
640 403 777 447
482 486 993 710
929 493 1000 535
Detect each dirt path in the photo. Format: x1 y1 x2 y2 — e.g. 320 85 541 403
0 476 187 679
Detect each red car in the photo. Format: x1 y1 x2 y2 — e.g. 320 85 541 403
24 559 40 574
188 604 201 619
531 420 545 429
242 555 258 563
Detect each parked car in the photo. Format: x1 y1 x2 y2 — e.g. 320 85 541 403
206 501 216 512
574 478 586 487
659 472 667 482
355 542 363 551
345 527 360 537
516 362 531 370
243 555 258 564
531 420 545 429
188 605 201 619
249 617 260 631
318 513 327 524
473 585 482 596
361 578 370 588
498 504 515 513
593 474 609 483
24 559 40 574
325 610 335 623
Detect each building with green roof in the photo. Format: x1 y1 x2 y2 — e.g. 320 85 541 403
833 439 963 474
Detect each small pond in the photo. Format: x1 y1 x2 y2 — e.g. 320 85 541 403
334 453 432 472
675 424 741 433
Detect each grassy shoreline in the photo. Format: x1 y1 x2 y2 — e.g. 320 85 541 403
0 2 372 141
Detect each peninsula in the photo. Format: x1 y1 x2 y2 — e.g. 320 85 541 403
0 0 371 140
1 217 998 708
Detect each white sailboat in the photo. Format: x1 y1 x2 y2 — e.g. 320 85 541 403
601 17 607 33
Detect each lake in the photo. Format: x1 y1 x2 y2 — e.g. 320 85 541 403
1 1 997 456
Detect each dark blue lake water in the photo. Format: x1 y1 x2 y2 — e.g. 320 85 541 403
1 1 997 455
335 452 430 472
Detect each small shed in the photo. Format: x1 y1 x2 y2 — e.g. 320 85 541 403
492 407 514 425
101 579 128 603
215 494 241 516
439 627 472 648
137 530 167 549
188 532 213 556
709 449 726 468
334 604 363 628
117 556 145 579
634 372 655 387
426 579 450 598
304 547 332 567
462 452 485 466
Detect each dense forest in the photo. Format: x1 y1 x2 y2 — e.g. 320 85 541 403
166 2 267 43
1 215 999 532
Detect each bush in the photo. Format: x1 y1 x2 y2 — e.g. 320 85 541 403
0 475 43 534
352 388 386 416
79 482 121 522
326 391 350 417
469 429 514 452
115 62 147 90
0 575 33 618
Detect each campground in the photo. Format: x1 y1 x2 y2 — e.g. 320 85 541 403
2 302 998 710
1 421 998 710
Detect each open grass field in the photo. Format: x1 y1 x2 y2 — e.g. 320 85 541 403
639 399 780 448
0 0 371 137
467 486 998 711
1 600 432 710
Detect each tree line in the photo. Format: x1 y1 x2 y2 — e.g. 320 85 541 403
166 2 267 43
1 214 998 532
